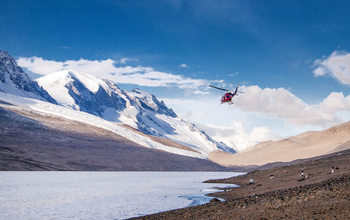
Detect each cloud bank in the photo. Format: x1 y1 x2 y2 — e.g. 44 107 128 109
235 86 350 127
197 120 281 152
17 57 213 90
163 97 282 152
165 83 350 152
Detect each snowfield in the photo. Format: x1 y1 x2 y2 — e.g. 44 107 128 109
0 92 206 159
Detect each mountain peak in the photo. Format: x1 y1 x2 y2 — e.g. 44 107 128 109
37 70 110 93
0 50 56 104
1 51 236 159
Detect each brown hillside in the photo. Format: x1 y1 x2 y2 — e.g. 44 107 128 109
209 121 350 166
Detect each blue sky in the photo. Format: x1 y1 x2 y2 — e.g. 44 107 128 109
2 0 350 151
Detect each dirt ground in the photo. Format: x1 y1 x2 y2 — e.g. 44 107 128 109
131 149 350 219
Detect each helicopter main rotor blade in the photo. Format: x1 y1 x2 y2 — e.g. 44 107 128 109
209 85 227 92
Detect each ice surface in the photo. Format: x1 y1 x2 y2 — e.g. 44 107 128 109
0 172 242 220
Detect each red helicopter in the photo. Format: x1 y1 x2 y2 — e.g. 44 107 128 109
210 84 243 105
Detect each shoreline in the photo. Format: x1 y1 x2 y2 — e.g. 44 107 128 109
130 148 350 219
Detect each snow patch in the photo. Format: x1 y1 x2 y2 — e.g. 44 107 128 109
35 70 78 109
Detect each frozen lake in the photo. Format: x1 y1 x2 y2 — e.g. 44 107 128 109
0 172 242 219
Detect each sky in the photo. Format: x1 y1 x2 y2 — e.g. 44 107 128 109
1 0 350 151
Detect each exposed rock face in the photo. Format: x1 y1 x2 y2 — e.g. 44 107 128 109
0 50 56 104
66 77 127 116
130 88 177 118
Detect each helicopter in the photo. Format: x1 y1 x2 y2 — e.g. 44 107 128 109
209 84 243 105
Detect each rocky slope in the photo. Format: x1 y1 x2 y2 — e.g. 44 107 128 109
0 50 56 103
0 100 234 171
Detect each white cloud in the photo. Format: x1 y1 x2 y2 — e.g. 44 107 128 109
192 90 211 95
120 58 138 64
313 51 350 85
163 97 282 152
228 72 238 76
183 111 208 123
235 86 350 127
313 66 327 77
17 57 65 75
196 119 281 152
16 57 211 90
179 64 189 68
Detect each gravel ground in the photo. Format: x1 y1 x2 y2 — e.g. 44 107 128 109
132 149 350 219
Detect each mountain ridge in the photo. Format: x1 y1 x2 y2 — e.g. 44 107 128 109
35 69 236 156
0 50 57 104
0 50 236 163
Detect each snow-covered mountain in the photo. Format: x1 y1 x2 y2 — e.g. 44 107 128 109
36 70 236 156
0 92 205 159
0 50 236 159
0 50 56 104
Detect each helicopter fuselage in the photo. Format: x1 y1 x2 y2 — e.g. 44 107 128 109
221 92 236 104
